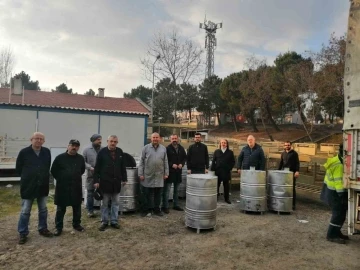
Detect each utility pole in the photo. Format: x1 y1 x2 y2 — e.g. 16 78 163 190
199 17 222 78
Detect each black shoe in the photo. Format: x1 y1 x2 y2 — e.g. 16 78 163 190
154 210 164 217
73 225 85 232
39 229 53 237
327 237 346 244
99 223 108 231
339 233 350 240
54 229 62 236
18 235 27 245
225 200 232 204
173 206 183 211
111 223 120 229
163 208 170 214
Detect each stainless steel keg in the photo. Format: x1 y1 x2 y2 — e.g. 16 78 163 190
267 170 294 212
239 170 267 212
185 174 218 232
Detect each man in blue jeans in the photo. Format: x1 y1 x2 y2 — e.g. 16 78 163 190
94 135 127 231
16 132 53 244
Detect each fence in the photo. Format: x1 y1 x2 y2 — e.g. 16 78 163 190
0 135 28 163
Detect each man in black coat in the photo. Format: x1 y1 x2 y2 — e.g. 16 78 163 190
187 132 209 174
94 135 127 231
162 134 187 213
278 141 300 210
211 139 235 204
51 139 85 236
237 135 265 172
16 132 53 244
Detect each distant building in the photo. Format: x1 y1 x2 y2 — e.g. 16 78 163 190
0 87 150 162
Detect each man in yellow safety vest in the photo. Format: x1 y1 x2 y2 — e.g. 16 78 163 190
320 144 348 244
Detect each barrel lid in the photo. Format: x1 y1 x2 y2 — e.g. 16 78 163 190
268 170 293 174
188 174 217 179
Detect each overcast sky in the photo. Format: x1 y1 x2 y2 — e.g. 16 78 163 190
0 0 349 97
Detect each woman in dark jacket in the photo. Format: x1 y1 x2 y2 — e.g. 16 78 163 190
211 139 235 204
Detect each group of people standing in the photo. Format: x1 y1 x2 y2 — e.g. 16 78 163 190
16 131 302 245
16 132 128 244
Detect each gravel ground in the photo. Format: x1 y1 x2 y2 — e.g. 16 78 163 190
0 186 359 270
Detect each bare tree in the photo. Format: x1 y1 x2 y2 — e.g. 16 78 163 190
243 56 281 140
284 61 314 141
309 33 345 123
0 46 15 86
141 30 204 84
141 29 203 126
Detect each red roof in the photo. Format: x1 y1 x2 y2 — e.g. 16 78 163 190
0 88 149 115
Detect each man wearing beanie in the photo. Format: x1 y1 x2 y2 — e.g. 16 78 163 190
83 134 103 217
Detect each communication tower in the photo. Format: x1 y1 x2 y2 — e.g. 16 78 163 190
199 17 223 78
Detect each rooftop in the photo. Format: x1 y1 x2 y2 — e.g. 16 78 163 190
0 88 149 115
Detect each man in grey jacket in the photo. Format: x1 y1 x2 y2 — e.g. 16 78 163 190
82 134 102 217
139 132 169 217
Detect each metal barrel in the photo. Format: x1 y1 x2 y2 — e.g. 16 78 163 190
82 172 101 207
168 183 174 201
239 170 267 212
119 167 139 212
185 174 217 230
267 170 294 212
178 165 187 198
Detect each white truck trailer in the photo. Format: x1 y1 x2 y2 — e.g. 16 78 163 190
344 0 360 235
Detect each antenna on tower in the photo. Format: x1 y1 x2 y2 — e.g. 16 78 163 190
199 17 223 78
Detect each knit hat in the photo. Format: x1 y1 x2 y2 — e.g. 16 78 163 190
90 134 102 142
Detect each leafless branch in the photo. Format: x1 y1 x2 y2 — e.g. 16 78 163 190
141 29 204 85
0 46 15 86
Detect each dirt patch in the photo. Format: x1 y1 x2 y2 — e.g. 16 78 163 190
0 185 359 270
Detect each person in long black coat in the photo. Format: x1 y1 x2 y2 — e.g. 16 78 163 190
94 135 127 231
162 134 187 213
211 139 235 204
51 140 85 236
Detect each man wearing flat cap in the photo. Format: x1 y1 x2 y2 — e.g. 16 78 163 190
51 139 85 236
83 134 103 217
